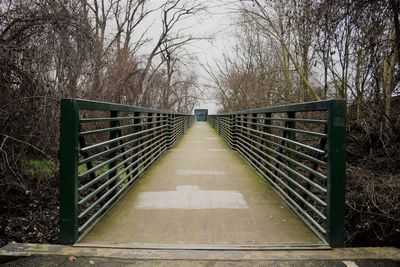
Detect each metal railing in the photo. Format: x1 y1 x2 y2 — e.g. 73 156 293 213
208 100 346 247
59 99 193 244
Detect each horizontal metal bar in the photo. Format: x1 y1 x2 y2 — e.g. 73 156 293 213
238 144 326 233
79 120 168 136
238 147 327 234
79 127 166 165
78 138 166 206
240 129 326 166
169 132 184 147
78 131 166 179
236 128 327 180
236 131 327 193
216 100 337 115
169 131 183 145
69 98 188 115
235 115 326 124
81 125 165 152
78 140 166 218
80 115 168 123
236 125 325 154
78 145 167 233
236 137 327 207
79 134 167 191
236 120 327 138
266 117 327 124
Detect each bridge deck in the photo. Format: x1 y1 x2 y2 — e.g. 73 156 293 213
78 122 323 248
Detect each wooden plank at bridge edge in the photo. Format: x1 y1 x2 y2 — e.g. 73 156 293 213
1 243 399 261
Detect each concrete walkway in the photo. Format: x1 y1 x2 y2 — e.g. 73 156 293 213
77 122 323 248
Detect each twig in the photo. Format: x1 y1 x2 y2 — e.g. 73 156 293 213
0 136 27 191
0 96 59 110
0 134 51 159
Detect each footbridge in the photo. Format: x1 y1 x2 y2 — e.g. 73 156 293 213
58 99 346 249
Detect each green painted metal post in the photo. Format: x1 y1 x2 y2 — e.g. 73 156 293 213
243 113 248 142
327 100 346 247
217 116 221 135
108 110 119 192
146 113 153 166
251 113 258 167
132 112 141 176
168 114 173 148
264 113 272 165
59 99 80 244
286 112 296 198
156 113 161 150
231 114 236 149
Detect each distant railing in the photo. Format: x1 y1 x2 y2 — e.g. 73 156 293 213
59 99 193 244
208 100 346 247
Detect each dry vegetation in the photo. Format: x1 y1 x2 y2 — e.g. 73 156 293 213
1 0 400 247
0 0 204 246
206 0 400 246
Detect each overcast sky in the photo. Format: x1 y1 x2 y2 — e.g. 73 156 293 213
133 0 240 114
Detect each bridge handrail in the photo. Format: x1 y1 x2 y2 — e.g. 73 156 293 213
59 98 194 244
207 100 346 247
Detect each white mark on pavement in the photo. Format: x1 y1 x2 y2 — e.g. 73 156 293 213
176 185 200 191
136 185 248 209
176 169 225 176
209 149 228 152
342 261 359 267
206 137 218 140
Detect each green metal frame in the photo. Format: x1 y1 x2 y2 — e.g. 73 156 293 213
208 100 346 247
194 109 208 121
59 98 193 244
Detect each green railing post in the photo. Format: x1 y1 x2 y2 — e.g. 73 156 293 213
231 114 236 149
286 111 296 198
168 114 173 148
241 113 246 137
217 116 220 135
229 115 236 149
251 113 258 167
156 113 161 149
263 113 272 164
108 110 119 193
132 112 141 177
59 99 80 244
326 100 346 247
146 113 153 166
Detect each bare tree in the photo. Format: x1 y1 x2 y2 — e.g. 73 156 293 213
139 0 205 106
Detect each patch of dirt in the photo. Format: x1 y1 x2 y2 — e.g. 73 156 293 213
345 120 400 247
0 173 59 246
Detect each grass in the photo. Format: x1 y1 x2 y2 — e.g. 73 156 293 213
21 159 58 177
78 162 130 186
21 159 131 190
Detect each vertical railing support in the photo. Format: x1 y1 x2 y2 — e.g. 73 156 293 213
146 113 153 166
108 110 119 192
231 114 237 149
132 112 141 178
243 113 248 143
263 113 272 164
251 113 258 166
286 111 296 197
167 114 172 148
327 100 346 247
59 99 80 244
